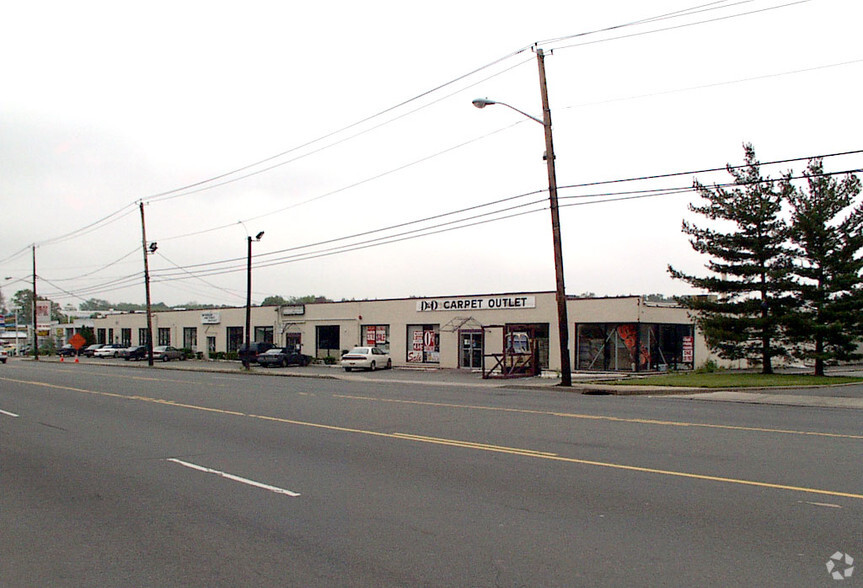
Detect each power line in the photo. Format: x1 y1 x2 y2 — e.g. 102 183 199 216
155 251 247 302
558 57 863 113
38 149 863 301
4 0 820 264
548 0 811 52
557 149 863 192
537 0 753 46
146 165 863 284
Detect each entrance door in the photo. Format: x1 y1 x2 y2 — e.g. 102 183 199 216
460 330 483 369
285 332 301 352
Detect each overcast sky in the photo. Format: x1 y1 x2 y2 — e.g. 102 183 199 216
2 0 861 309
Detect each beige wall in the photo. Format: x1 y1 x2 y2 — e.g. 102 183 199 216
93 292 716 371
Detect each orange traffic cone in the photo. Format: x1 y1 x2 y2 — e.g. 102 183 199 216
60 356 64 362
74 357 79 363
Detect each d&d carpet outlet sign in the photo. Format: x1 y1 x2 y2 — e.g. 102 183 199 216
416 296 536 312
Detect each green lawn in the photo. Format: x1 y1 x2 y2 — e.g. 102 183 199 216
599 372 863 388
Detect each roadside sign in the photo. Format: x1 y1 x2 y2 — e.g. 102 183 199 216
69 333 87 350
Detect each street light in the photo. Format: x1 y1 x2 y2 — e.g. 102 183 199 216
471 49 572 386
244 231 264 370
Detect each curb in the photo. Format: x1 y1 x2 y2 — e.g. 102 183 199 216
17 357 863 408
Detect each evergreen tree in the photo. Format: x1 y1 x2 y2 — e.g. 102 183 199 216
782 159 863 375
668 144 792 373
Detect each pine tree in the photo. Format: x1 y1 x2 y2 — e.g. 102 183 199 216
782 159 863 376
668 144 792 373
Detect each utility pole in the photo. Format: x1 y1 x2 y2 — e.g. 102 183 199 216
139 202 155 366
244 231 264 370
32 244 38 361
244 235 253 370
536 48 572 386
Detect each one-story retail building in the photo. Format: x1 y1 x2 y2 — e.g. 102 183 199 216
90 291 711 373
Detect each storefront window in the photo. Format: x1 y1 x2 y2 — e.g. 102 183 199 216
158 328 171 346
316 325 340 358
138 328 150 345
506 323 549 369
254 326 274 344
183 327 197 351
361 324 390 352
576 323 694 371
120 328 131 346
227 327 244 352
407 324 439 364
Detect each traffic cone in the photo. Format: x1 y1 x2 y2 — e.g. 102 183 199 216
74 357 79 363
60 356 64 362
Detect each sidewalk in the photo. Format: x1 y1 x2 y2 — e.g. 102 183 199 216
28 356 863 410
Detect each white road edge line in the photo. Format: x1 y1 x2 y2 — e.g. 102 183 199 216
0 409 20 418
167 458 300 497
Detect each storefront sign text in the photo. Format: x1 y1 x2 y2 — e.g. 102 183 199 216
416 296 536 312
201 311 221 325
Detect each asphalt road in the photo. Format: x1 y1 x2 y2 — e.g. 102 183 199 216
1 361 860 587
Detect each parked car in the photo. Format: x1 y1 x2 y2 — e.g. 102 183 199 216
238 342 275 365
81 344 105 357
152 345 184 362
93 344 126 358
122 345 149 361
256 347 312 368
0 348 7 364
58 344 80 357
340 346 392 371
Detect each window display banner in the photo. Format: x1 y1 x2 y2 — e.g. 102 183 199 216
36 301 51 328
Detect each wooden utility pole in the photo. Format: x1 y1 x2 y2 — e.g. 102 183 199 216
536 48 572 386
140 202 155 366
32 244 38 361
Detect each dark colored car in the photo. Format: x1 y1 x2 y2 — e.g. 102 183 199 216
256 347 312 368
81 344 104 357
238 342 275 365
123 345 149 361
58 344 81 357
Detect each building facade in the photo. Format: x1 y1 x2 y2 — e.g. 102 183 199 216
91 291 710 372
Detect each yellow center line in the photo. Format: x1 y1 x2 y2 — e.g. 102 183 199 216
333 394 863 440
5 376 862 501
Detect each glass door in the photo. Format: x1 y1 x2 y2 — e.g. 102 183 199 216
460 330 483 369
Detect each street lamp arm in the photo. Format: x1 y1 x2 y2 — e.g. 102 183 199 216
472 97 543 125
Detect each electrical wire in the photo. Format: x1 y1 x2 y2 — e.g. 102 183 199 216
536 0 753 46
548 1 811 52
3 0 819 262
44 247 141 281
557 58 863 113
154 251 247 302
158 121 529 246
146 166 863 284
45 149 863 294
35 157 863 303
